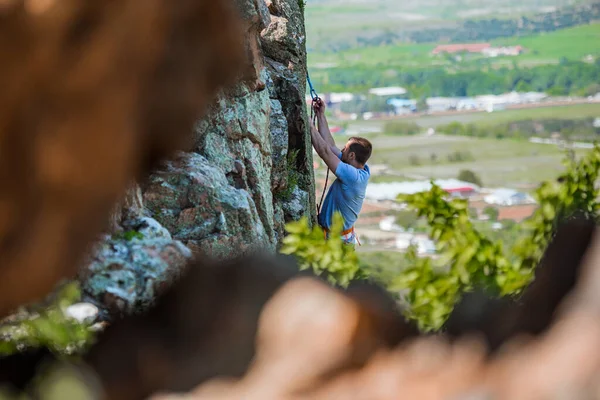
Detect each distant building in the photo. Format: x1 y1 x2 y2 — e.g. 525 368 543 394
379 216 404 233
387 98 417 114
366 179 480 201
304 92 355 106
426 97 462 112
432 43 491 55
368 87 407 97
325 92 355 104
395 233 436 255
432 43 523 57
482 45 523 57
484 189 535 206
497 205 538 222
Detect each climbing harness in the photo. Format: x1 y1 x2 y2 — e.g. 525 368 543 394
322 226 362 247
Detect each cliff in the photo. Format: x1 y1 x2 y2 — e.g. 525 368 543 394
80 0 315 315
142 0 315 256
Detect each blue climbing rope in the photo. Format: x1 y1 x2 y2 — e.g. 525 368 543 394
307 72 319 102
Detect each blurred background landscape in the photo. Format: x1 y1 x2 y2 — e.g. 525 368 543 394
305 0 600 280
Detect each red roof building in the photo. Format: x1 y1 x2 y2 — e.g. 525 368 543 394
432 43 491 55
497 205 538 222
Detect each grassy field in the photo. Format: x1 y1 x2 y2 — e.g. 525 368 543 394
305 0 587 52
363 134 587 187
494 23 600 65
308 23 600 70
324 104 600 187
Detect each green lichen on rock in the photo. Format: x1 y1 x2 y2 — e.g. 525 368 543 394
111 230 144 242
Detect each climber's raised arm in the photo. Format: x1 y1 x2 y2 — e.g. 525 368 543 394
310 121 340 173
312 99 339 153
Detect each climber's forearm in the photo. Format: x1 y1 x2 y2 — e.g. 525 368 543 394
316 113 337 149
311 123 340 172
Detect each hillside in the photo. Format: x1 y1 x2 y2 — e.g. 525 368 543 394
306 22 600 96
306 0 600 52
309 23 600 70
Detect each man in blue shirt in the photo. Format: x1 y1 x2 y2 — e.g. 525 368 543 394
309 99 372 246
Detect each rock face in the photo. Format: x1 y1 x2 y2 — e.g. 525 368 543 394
80 216 192 317
80 0 314 314
144 152 272 257
142 0 315 257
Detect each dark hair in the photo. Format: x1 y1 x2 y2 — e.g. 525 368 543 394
348 137 372 165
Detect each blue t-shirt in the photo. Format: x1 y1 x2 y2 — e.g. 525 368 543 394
318 151 370 232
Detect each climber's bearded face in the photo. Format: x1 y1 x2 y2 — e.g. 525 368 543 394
341 140 356 164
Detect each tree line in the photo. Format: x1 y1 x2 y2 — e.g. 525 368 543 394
438 117 600 141
314 59 600 97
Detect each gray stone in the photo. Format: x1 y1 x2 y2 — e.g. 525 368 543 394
143 152 273 256
282 186 309 223
269 98 289 192
121 216 172 240
80 236 192 316
65 303 99 324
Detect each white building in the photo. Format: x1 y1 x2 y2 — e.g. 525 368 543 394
366 179 480 201
395 232 436 255
369 87 408 97
484 188 535 206
326 92 355 104
475 91 548 111
426 97 461 112
481 45 523 57
387 98 417 114
379 216 405 233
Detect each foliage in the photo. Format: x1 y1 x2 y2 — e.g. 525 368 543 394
483 206 499 221
310 60 600 98
0 283 96 357
458 169 483 187
390 185 509 331
391 145 600 331
407 4 600 45
439 117 600 142
112 229 144 241
280 213 364 287
359 251 409 286
276 149 301 201
393 210 419 229
408 154 421 166
383 121 421 136
447 150 474 163
298 0 306 13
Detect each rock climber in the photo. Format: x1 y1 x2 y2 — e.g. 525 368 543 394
309 98 372 247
